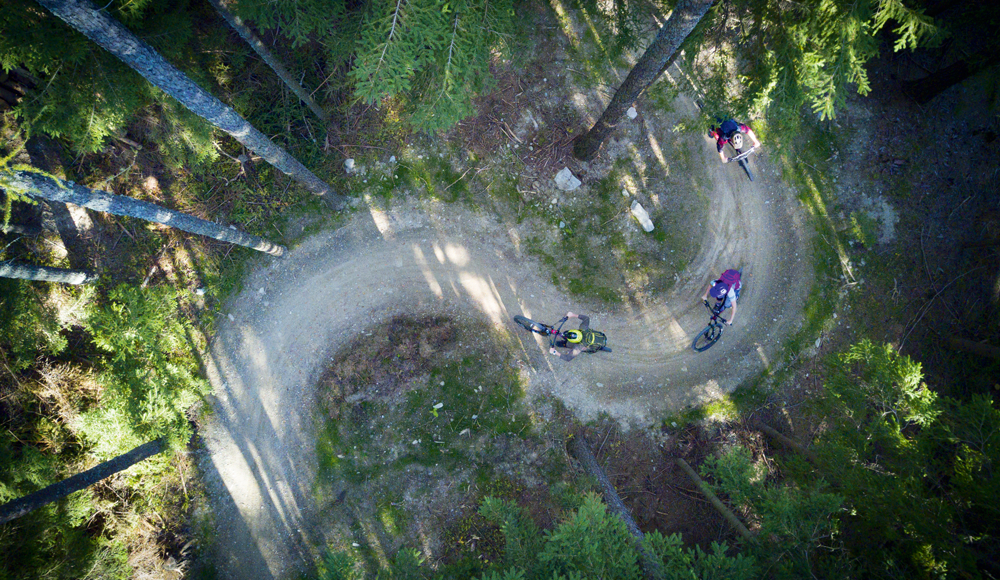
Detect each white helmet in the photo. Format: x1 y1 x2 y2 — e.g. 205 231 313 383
730 132 744 149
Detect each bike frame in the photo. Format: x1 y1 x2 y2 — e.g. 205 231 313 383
730 145 756 162
703 299 729 325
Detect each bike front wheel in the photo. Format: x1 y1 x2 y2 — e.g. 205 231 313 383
738 158 754 182
514 315 550 335
692 323 724 352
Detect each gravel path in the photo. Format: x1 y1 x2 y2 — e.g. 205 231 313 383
199 137 811 578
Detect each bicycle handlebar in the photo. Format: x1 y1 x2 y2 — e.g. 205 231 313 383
730 146 757 162
703 299 729 324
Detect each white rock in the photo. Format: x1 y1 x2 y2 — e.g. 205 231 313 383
630 200 655 232
622 188 629 197
388 155 396 163
344 158 355 173
559 221 565 228
554 167 581 191
194 287 206 296
626 106 638 119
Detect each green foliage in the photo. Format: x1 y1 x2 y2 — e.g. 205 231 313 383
0 0 217 164
83 284 207 451
237 0 514 132
701 447 841 579
690 0 940 135
0 279 69 371
642 532 756 580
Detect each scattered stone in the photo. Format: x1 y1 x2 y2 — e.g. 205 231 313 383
554 167 581 191
559 221 565 228
622 188 629 197
388 155 396 163
194 287 206 296
630 200 654 232
344 158 355 173
626 106 638 119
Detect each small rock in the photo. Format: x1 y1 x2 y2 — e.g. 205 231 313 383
554 167 582 191
194 287 206 296
227 313 235 322
389 155 396 163
622 188 629 197
815 337 822 348
559 221 565 228
626 106 638 119
344 158 355 173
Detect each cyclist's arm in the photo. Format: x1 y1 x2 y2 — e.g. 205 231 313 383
701 284 713 301
728 301 737 325
577 314 590 330
747 129 762 148
719 149 729 163
560 347 584 362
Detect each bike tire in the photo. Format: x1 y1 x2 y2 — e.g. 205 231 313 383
692 324 723 352
600 346 612 353
513 315 550 335
739 159 754 182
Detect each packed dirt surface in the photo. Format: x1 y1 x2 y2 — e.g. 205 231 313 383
198 101 813 577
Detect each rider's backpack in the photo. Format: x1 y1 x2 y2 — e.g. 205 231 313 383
719 119 740 137
582 329 608 353
719 269 741 291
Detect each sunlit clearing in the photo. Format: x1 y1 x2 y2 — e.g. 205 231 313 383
444 243 470 266
646 133 668 172
366 198 394 239
756 344 770 369
412 245 443 298
459 272 506 326
548 0 580 50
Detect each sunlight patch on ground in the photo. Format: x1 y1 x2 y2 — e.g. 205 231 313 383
412 245 443 298
366 196 393 239
646 133 669 173
755 344 770 369
459 271 506 326
547 0 581 50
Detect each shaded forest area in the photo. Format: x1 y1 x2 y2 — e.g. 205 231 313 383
1 0 999 578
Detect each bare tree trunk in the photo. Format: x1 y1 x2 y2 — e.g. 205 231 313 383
755 422 819 464
7 170 286 256
0 261 97 284
674 457 756 543
568 436 663 580
33 0 345 208
206 0 329 123
945 337 1000 361
573 0 715 161
0 439 164 524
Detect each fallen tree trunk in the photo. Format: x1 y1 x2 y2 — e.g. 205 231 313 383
568 436 663 580
755 422 819 464
0 261 97 284
0 439 164 524
674 457 756 543
945 337 1000 361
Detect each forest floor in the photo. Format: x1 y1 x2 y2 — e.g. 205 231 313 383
193 9 999 580
196 65 815 580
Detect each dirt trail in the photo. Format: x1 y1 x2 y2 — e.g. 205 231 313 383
198 128 812 577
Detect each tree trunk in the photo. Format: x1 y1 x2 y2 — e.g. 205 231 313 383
0 261 97 284
674 457 756 543
1 223 42 236
573 0 715 161
206 0 329 123
945 337 1000 361
6 170 286 256
902 52 1000 105
755 422 819 464
568 436 663 580
33 0 345 208
0 439 164 524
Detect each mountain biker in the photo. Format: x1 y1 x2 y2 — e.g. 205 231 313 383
709 118 761 164
549 312 607 361
700 269 742 325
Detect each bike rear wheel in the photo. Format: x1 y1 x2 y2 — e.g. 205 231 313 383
692 323 724 352
514 315 550 335
738 158 754 182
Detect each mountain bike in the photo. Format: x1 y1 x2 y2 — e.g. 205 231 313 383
728 146 757 182
513 315 612 353
692 300 730 352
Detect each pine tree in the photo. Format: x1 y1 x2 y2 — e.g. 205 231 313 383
32 0 346 207
3 168 287 256
0 439 164 524
206 0 330 122
574 0 715 161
